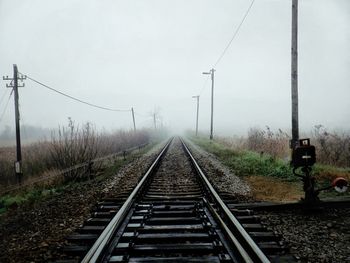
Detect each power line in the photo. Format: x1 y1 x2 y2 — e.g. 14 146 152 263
23 73 131 112
213 0 255 67
0 89 10 107
0 89 13 122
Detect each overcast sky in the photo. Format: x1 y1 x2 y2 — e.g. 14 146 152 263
0 0 349 138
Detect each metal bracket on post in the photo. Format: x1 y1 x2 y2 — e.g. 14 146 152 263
293 166 319 204
14 161 23 185
291 139 318 205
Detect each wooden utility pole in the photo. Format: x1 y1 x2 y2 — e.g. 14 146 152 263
203 69 215 140
131 107 136 132
291 0 299 148
192 95 200 136
3 64 26 184
153 113 156 130
210 69 215 140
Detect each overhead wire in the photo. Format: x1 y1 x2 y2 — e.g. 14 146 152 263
0 89 14 122
213 0 255 68
197 0 255 98
22 73 131 112
0 89 10 107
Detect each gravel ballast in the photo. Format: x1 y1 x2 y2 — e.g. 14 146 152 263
184 138 251 198
261 208 350 263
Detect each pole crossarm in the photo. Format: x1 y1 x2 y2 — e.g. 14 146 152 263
3 73 26 88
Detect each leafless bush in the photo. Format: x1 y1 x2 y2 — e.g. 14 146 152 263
0 120 153 189
23 142 51 175
312 125 350 167
247 126 290 159
49 118 99 181
218 125 350 168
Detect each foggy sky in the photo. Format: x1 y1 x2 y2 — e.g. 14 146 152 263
0 0 349 140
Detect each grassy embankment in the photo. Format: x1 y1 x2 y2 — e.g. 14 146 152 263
190 136 350 202
0 142 156 215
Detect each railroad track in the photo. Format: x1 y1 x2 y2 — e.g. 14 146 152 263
61 137 293 262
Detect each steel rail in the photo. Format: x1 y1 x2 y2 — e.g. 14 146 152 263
203 197 253 263
181 138 270 263
81 139 173 263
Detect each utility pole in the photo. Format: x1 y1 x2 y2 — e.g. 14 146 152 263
192 95 200 136
153 113 156 130
291 0 299 149
203 68 215 140
131 107 136 132
3 64 26 184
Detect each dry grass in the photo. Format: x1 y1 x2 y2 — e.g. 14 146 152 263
218 126 350 168
244 175 303 202
193 133 350 202
313 125 350 167
314 168 350 183
0 122 153 190
246 126 290 159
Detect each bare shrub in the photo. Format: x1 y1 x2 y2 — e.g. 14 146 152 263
49 118 99 181
247 127 265 153
218 125 350 168
247 126 290 159
1 119 153 190
312 125 350 167
23 142 51 177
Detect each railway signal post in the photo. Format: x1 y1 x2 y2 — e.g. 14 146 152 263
292 138 349 204
291 139 318 203
3 64 26 184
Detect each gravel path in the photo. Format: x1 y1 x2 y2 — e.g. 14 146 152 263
0 144 163 263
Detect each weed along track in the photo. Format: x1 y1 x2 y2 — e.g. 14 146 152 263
61 137 291 262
